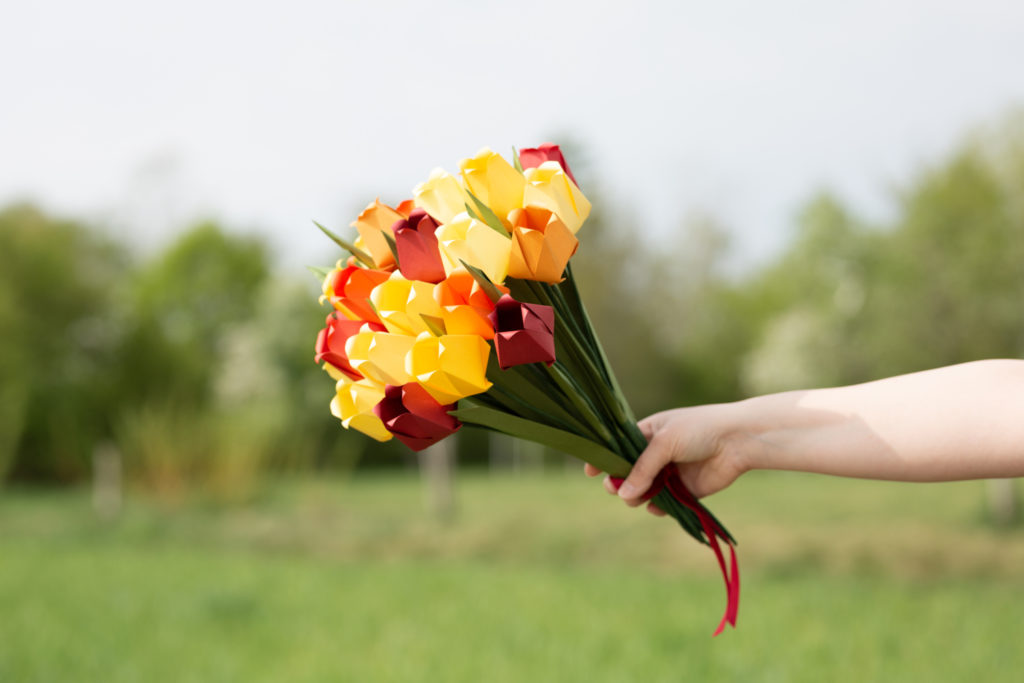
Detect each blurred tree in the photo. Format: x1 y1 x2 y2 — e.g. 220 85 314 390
0 204 127 481
224 276 374 473
742 113 1024 396
116 222 270 408
742 192 873 393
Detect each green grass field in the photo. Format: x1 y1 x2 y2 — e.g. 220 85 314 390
2 470 1023 682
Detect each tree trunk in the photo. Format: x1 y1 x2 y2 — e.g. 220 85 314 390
421 438 455 522
987 478 1019 526
92 441 122 520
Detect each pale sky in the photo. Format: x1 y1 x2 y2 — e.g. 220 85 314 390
3 0 1024 271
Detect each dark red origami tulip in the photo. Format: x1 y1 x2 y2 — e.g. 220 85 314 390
374 383 461 451
314 314 385 380
518 143 578 187
487 294 556 369
392 208 447 283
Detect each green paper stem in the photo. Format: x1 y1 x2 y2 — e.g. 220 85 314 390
452 402 631 477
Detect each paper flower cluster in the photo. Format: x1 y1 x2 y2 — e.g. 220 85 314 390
312 143 740 635
315 145 587 451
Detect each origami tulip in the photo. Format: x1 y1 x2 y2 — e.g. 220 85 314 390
506 206 579 283
407 332 492 404
345 329 416 386
323 264 391 324
459 148 526 224
374 383 460 451
351 199 409 269
393 208 446 283
434 270 504 311
315 313 386 380
331 376 391 442
433 270 507 339
369 273 444 336
413 169 468 225
436 212 512 284
523 162 591 235
487 294 556 369
518 143 578 187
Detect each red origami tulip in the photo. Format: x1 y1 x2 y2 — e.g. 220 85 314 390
324 265 391 324
374 383 461 451
518 143 578 187
315 314 385 380
487 294 556 369
392 208 446 283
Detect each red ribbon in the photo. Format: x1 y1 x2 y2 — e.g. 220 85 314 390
610 468 740 636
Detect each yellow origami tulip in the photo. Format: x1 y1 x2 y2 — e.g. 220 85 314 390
351 199 406 269
369 274 444 336
506 206 579 283
345 328 415 386
523 161 591 234
406 332 492 404
412 169 468 225
330 376 391 442
459 148 526 223
436 212 512 284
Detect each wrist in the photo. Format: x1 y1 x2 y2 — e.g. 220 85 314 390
715 398 771 476
721 391 814 475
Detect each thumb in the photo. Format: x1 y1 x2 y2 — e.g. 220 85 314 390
618 433 674 506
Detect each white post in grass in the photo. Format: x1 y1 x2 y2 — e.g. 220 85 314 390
92 441 122 520
421 437 455 522
987 479 1019 526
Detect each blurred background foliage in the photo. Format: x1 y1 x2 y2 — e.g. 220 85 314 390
3 112 1024 683
2 113 1024 495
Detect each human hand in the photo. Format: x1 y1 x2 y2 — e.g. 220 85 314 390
584 404 751 514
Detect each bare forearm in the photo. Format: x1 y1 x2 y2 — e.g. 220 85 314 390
735 360 1024 482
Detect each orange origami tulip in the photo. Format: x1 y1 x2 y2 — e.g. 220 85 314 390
322 264 391 324
433 271 507 339
350 199 410 269
506 206 579 283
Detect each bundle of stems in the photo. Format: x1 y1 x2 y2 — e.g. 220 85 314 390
452 263 735 548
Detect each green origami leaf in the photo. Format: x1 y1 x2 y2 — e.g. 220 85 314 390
451 403 631 477
307 265 332 281
314 221 375 267
419 314 446 337
381 230 401 268
465 190 509 237
511 147 523 173
459 260 504 304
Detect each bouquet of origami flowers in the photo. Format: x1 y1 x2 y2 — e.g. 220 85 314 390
312 144 739 634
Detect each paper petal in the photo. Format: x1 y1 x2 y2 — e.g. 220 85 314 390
394 209 447 283
459 148 526 224
350 199 408 269
518 143 578 187
522 163 591 235
436 213 512 284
